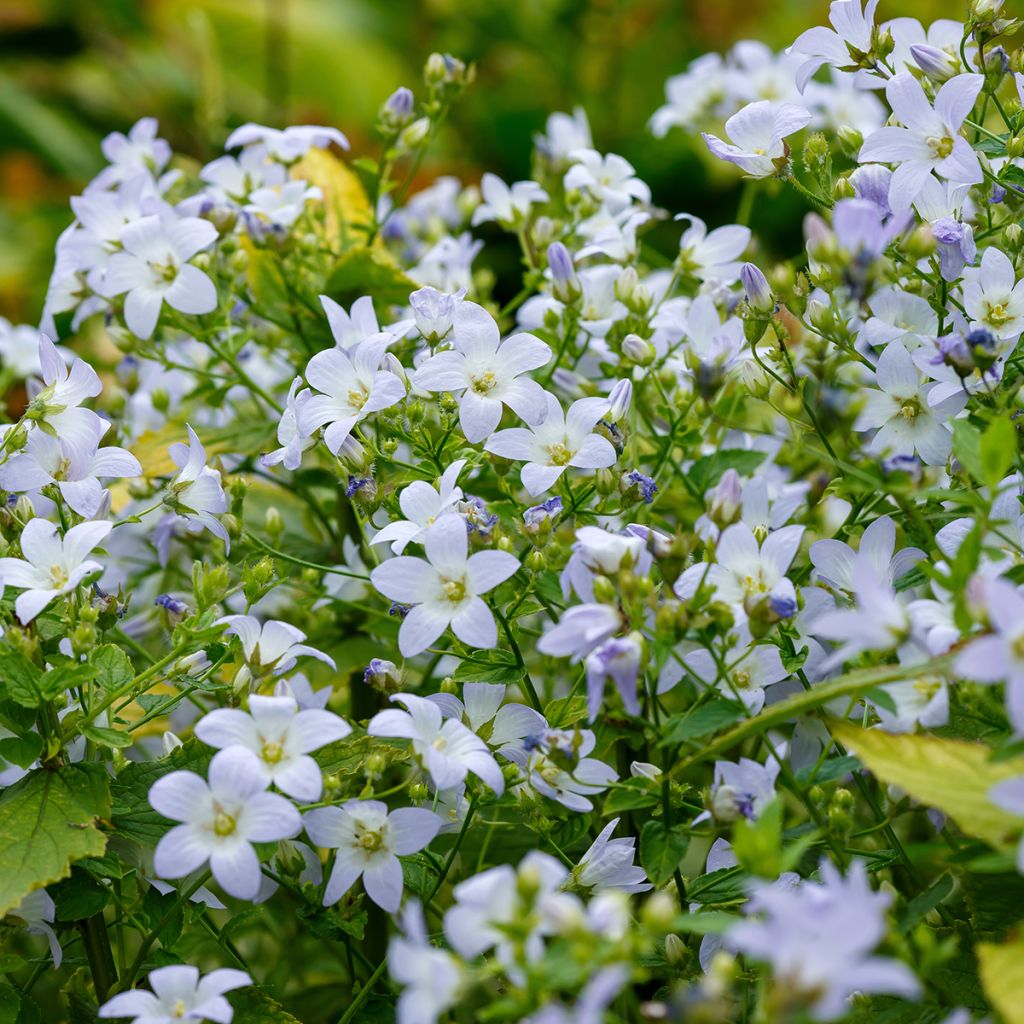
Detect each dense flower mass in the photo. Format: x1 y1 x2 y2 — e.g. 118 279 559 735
3 4 1024 1023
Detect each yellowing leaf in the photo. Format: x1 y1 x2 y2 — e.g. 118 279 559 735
834 724 1024 848
292 147 373 245
0 765 110 916
978 935 1024 1024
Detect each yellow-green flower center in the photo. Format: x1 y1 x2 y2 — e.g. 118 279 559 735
548 441 573 466
213 811 236 837
261 740 284 764
471 371 496 395
442 577 467 602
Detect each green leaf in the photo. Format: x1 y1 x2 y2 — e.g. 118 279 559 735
50 867 110 921
952 420 985 483
796 755 859 786
979 417 1017 488
961 870 1024 936
0 734 42 769
0 653 46 709
685 866 747 906
453 650 524 684
834 724 1024 848
325 247 418 309
667 910 738 935
92 645 134 693
687 450 766 493
544 696 589 727
110 740 212 845
978 934 1024 1024
660 700 745 746
82 725 133 749
732 799 784 878
897 873 952 934
0 764 110 916
603 779 659 814
640 819 688 886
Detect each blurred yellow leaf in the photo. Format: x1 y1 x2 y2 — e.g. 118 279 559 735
977 935 1024 1024
834 724 1024 849
292 147 373 246
133 420 275 479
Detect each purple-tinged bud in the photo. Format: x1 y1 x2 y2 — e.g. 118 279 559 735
909 44 959 82
523 496 563 533
363 657 402 693
382 87 415 128
607 379 633 423
621 469 658 505
931 335 975 378
708 469 743 527
740 262 774 314
547 242 581 304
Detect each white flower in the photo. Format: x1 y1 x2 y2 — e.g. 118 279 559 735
167 425 229 548
216 614 335 676
485 394 616 496
102 214 218 339
372 459 467 554
510 727 616 812
702 101 811 177
368 692 505 795
0 518 110 624
564 149 650 212
471 173 549 226
675 214 751 283
98 965 252 1024
243 180 321 230
858 73 984 211
149 746 301 900
853 342 966 466
412 302 551 443
299 334 406 454
810 515 924 594
675 522 804 620
304 799 442 911
195 694 350 801
426 681 545 760
537 603 622 662
573 818 651 893
790 0 881 91
369 514 519 656
321 293 410 351
8 890 61 967
443 851 569 964
262 377 316 471
0 317 45 378
0 415 141 517
94 117 172 187
811 561 912 669
388 901 464 1024
962 247 1024 340
31 333 104 462
225 123 349 160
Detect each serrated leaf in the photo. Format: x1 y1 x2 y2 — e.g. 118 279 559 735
640 819 688 886
544 696 589 727
834 724 1024 848
977 934 1024 1024
452 651 523 684
51 867 110 921
686 865 748 905
0 734 41 769
92 645 133 693
0 764 110 916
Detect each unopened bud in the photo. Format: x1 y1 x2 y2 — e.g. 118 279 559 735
740 262 773 314
622 333 655 366
547 242 581 304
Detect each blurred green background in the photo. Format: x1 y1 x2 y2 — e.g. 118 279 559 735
0 0 964 323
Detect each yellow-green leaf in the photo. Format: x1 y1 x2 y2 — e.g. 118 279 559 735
0 764 110 916
978 934 1024 1024
833 724 1024 848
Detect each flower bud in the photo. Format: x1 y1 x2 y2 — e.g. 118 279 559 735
740 262 773 314
708 469 743 527
606 379 632 423
381 86 414 129
399 117 431 150
910 43 959 81
547 242 581 304
622 333 655 366
664 933 686 966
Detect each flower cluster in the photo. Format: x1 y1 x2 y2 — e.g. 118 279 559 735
3 6 1024 1023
